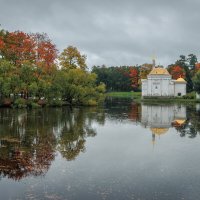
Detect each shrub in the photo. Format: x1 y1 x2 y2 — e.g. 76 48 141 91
85 99 97 106
25 99 40 108
183 92 195 99
30 102 41 108
13 98 27 108
48 98 63 107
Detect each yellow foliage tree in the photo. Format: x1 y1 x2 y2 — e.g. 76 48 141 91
59 46 87 70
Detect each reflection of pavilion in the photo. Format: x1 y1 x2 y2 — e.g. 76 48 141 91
141 104 186 143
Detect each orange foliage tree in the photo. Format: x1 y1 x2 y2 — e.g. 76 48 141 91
32 33 58 71
0 31 35 65
168 65 185 79
0 31 58 71
195 63 200 72
129 67 140 90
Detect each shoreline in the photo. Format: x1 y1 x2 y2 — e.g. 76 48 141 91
106 92 200 103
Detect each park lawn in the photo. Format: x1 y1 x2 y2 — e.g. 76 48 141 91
106 92 141 99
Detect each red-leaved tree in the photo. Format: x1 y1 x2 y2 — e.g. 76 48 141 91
129 67 140 90
0 31 35 65
168 65 185 79
0 31 58 71
32 33 58 71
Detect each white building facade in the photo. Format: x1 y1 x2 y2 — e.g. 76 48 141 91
141 67 186 97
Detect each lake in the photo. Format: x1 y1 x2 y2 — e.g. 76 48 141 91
0 98 200 200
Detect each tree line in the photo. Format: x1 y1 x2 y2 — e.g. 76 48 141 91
1 26 200 104
0 28 105 107
92 54 200 94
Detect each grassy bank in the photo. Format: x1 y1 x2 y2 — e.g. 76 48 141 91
106 92 141 99
106 92 200 103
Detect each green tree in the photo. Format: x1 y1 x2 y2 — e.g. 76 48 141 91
187 54 197 71
193 70 200 94
60 68 105 105
0 59 15 98
175 55 193 92
92 65 134 91
59 46 87 70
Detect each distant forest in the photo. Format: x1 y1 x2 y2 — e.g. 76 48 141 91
92 54 200 93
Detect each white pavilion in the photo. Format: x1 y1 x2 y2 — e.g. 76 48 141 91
141 60 186 97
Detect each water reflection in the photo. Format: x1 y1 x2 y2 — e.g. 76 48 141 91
105 98 200 140
0 107 105 180
0 109 56 180
1 101 200 182
2 100 200 199
57 108 103 160
105 97 141 123
141 104 186 143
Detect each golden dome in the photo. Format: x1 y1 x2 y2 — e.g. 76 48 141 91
149 67 170 75
175 77 186 83
150 128 169 135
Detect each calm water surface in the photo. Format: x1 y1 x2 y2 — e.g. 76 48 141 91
0 98 200 200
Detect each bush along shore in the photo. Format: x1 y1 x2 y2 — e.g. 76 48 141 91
2 96 106 109
0 29 106 108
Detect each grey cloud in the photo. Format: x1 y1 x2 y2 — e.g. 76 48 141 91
0 0 200 68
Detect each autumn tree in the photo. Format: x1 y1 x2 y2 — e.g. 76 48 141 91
195 63 200 72
0 28 105 107
0 31 35 65
129 67 140 91
140 63 153 79
32 33 58 71
167 65 185 80
59 46 87 70
0 30 58 70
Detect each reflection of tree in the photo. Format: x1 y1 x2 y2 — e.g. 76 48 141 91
128 102 141 122
0 107 104 180
105 97 136 121
173 120 198 138
105 98 141 123
190 109 200 133
57 108 98 160
0 109 56 180
172 106 200 138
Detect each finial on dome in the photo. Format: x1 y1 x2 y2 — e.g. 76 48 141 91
151 55 156 68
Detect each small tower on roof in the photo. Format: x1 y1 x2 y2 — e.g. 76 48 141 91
151 55 156 68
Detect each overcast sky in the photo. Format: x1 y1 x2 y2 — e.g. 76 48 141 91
0 0 200 68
